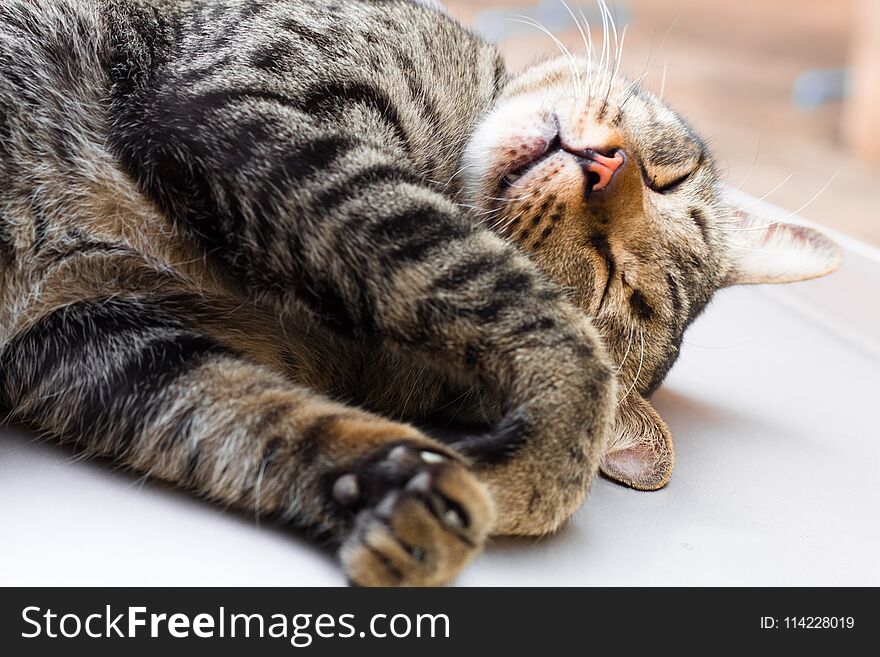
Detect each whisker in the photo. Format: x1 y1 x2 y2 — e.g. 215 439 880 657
604 0 622 96
560 0 591 99
487 192 536 203
617 67 659 110
614 24 629 80
728 169 797 214
658 60 668 99
626 12 679 106
615 321 635 374
605 23 628 108
683 338 749 350
492 209 526 234
578 7 596 101
657 14 681 53
726 135 762 194
610 0 620 64
722 171 839 236
440 161 484 190
456 202 504 217
643 12 681 88
507 15 582 101
598 0 610 76
617 328 645 406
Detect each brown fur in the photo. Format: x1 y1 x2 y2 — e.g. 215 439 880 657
0 0 840 587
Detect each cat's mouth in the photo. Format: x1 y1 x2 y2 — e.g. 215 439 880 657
496 139 625 204
496 134 562 195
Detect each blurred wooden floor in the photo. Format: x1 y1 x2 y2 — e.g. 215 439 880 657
446 0 880 245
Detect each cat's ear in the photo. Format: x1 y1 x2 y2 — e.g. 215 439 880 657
723 209 842 286
600 394 674 491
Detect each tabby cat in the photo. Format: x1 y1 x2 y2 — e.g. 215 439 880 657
0 0 840 586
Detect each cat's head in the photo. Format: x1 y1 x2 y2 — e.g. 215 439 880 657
461 56 842 490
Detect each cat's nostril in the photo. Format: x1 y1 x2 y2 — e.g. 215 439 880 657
603 147 623 162
582 148 626 198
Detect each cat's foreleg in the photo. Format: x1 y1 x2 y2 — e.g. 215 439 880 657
115 96 617 535
0 293 493 586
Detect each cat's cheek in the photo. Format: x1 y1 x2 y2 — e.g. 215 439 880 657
462 97 556 201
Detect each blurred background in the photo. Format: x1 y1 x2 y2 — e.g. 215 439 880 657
445 0 880 245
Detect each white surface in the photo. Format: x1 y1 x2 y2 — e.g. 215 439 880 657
2 196 879 586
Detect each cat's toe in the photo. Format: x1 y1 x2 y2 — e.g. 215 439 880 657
338 445 494 587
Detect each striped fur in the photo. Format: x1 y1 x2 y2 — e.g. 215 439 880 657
460 57 840 490
0 0 839 586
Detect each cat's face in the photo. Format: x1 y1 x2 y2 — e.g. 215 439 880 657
462 56 842 489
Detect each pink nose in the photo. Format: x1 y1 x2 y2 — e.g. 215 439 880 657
560 142 627 197
581 149 626 194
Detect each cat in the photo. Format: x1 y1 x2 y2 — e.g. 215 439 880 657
0 0 841 586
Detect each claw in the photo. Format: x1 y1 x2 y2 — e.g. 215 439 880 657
443 508 465 529
332 473 360 506
388 445 412 465
375 491 399 518
420 450 447 464
405 470 433 494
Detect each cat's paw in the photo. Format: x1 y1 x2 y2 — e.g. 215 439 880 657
335 443 494 586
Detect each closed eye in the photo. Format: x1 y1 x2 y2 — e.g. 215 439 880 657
643 148 706 194
647 169 694 194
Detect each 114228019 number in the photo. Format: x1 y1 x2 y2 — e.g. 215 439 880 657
783 617 855 629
